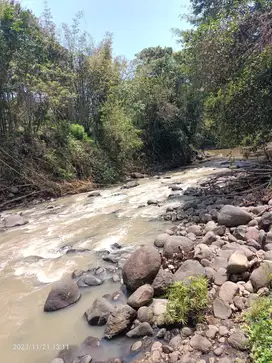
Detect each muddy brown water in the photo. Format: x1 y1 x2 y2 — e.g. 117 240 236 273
0 160 231 363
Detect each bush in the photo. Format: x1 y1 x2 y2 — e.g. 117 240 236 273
165 277 209 325
70 123 88 141
244 296 272 363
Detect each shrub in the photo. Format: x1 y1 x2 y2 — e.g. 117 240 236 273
244 296 272 363
165 277 209 325
70 123 88 141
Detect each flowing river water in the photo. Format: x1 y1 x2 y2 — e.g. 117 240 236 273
0 159 231 363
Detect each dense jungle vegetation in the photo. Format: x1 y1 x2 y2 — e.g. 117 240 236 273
0 0 271 196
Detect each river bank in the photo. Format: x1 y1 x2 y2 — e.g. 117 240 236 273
1 157 271 363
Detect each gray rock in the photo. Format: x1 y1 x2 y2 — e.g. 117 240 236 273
44 278 81 312
228 330 249 351
77 275 102 288
174 260 205 282
213 298 232 319
72 269 85 279
169 335 182 349
214 268 228 286
245 227 260 242
244 280 254 293
152 268 174 296
51 359 64 363
190 334 212 353
127 284 154 309
259 212 272 231
127 322 153 337
187 224 203 236
104 305 136 339
122 181 139 189
250 261 272 290
265 243 272 251
163 236 195 258
218 205 252 227
200 213 212 223
156 328 166 339
88 191 101 197
181 327 193 337
194 244 213 260
219 281 239 303
137 306 154 323
213 346 224 356
227 251 249 274
264 250 272 260
122 246 161 291
131 172 145 179
202 231 217 245
218 326 229 337
162 344 174 353
85 297 115 326
205 267 215 282
233 296 246 311
3 214 28 228
147 199 158 205
154 233 169 248
233 225 247 240
206 325 218 339
169 351 180 363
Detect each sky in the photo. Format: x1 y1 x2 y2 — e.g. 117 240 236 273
20 0 191 59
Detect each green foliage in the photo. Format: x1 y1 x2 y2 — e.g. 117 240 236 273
70 124 88 141
180 0 272 147
165 277 209 325
244 296 272 363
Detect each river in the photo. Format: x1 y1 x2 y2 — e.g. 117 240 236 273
0 159 230 363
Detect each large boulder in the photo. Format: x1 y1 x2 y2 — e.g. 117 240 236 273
250 261 272 291
227 251 249 274
127 284 154 309
104 305 136 339
85 297 115 325
152 269 174 296
163 236 194 258
44 278 81 312
218 205 252 227
122 246 161 291
174 260 205 283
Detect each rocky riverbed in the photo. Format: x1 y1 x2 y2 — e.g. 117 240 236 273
44 163 272 363
1 158 271 363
